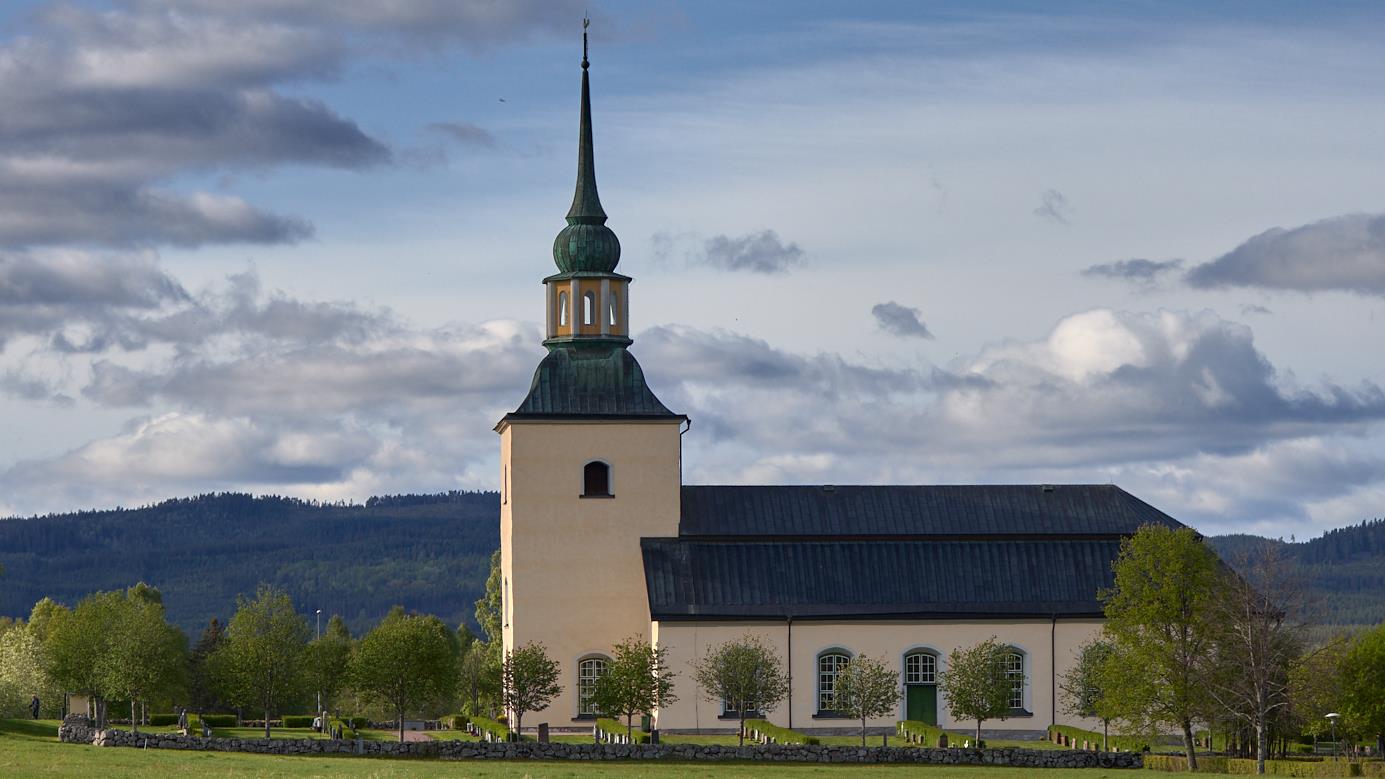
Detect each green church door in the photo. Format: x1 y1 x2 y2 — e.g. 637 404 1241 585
906 684 937 725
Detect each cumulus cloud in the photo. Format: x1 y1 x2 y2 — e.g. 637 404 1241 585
871 301 934 339
0 0 580 250
1082 258 1184 287
698 230 805 274
1033 188 1072 224
1240 304 1273 316
3 249 1384 533
1186 213 1385 296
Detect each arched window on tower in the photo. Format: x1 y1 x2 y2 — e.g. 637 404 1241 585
582 291 595 325
608 292 619 327
582 460 611 498
577 655 609 717
558 291 569 326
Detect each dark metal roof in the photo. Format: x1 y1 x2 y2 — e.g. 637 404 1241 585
678 484 1180 539
503 345 682 421
641 538 1122 620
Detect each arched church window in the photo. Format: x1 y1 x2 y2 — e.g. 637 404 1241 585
817 649 851 713
1005 649 1026 711
582 461 611 498
904 650 936 685
558 292 569 326
583 291 595 325
577 655 609 717
608 292 619 326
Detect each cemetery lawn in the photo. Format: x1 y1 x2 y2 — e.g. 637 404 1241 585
1 719 1192 778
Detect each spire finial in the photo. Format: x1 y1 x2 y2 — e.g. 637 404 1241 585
582 15 590 70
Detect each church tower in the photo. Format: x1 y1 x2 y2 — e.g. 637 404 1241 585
495 24 685 724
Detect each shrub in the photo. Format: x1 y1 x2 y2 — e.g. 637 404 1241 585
1144 755 1231 773
340 716 369 730
470 715 512 742
198 714 237 728
898 720 946 747
441 714 469 730
595 718 649 744
282 715 315 729
1047 723 1149 752
147 714 179 727
326 718 358 740
743 719 819 745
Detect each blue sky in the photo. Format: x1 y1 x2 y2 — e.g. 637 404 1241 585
1 1 1383 539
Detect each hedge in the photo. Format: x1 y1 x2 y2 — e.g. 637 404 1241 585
441 714 468 730
147 714 180 727
282 716 315 729
743 719 819 746
1047 723 1149 752
327 718 358 740
1144 755 1374 776
198 714 238 728
897 720 949 747
596 718 650 744
469 715 511 742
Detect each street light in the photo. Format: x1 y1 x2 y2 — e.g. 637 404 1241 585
1326 713 1340 761
315 610 323 722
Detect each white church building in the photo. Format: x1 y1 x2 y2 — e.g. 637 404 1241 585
495 37 1187 736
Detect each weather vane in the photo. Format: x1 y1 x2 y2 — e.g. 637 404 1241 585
582 15 590 69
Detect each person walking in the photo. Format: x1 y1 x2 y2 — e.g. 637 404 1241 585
29 695 40 719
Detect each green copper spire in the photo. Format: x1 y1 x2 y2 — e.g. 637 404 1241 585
553 17 621 274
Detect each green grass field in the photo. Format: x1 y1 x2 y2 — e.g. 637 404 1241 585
0 719 1191 779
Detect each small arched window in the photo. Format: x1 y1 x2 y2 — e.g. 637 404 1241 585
1005 650 1026 711
817 650 851 713
582 291 595 325
608 292 619 326
558 291 569 326
904 651 936 685
582 461 611 498
577 656 609 717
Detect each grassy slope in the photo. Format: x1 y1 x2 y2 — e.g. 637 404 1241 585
1 719 1188 779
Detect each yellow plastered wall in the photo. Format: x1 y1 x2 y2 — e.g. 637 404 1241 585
500 419 682 725
652 618 1106 733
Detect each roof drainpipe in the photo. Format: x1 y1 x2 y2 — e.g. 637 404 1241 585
786 615 794 730
1050 614 1058 728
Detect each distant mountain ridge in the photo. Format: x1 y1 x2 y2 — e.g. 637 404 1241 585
0 492 499 635
1 492 1382 634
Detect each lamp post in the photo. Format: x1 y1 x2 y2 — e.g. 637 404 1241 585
1326 713 1340 761
315 610 322 720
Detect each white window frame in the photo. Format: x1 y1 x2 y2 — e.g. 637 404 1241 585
817 650 851 713
577 655 610 717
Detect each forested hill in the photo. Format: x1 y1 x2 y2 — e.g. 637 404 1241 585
2 491 1382 635
1208 518 1385 626
0 492 499 636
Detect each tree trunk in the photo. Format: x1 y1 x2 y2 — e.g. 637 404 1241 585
1256 719 1267 775
1103 719 1109 752
264 707 271 739
398 703 405 743
1182 719 1197 770
860 713 867 748
976 720 982 746
132 701 139 734
513 712 522 742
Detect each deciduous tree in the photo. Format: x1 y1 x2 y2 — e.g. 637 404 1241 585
43 593 120 726
1100 525 1224 769
305 615 353 714
1340 622 1385 749
938 637 1014 745
1060 638 1116 750
501 642 561 738
690 634 790 746
832 654 902 747
349 608 459 742
209 585 310 738
98 592 187 733
591 636 678 741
